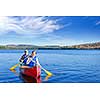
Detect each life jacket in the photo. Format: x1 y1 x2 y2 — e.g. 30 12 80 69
23 56 37 68
21 54 28 60
20 54 29 63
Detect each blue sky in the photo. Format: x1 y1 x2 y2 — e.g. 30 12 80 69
0 16 100 46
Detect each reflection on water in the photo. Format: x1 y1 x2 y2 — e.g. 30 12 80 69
44 75 52 81
20 73 41 83
10 69 19 76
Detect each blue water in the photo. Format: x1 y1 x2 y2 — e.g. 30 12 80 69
0 49 100 83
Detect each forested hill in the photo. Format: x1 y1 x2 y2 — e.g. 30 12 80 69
69 42 100 49
0 42 100 49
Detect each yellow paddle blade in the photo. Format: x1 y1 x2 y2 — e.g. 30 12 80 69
10 69 16 73
41 67 53 76
44 69 53 76
10 63 19 70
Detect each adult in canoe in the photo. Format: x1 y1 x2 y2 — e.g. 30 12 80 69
21 50 40 68
10 50 29 70
19 50 29 63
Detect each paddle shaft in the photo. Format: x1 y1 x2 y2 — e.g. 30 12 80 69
39 65 52 76
10 55 29 70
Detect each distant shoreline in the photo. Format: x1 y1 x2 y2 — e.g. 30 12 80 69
0 48 100 50
0 42 100 50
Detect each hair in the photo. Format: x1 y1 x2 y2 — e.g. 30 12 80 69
32 50 37 54
24 50 28 53
32 49 38 54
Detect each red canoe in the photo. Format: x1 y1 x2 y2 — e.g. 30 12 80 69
20 66 41 83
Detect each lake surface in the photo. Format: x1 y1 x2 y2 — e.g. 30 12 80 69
0 49 100 83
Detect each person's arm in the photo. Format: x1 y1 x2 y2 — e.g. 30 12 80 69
19 55 24 62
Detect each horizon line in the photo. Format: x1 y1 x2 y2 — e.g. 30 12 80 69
0 41 100 46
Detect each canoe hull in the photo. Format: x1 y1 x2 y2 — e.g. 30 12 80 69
20 66 41 83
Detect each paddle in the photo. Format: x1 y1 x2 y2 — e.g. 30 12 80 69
10 53 53 76
40 65 53 76
10 55 28 70
10 63 52 76
9 63 21 70
10 69 19 76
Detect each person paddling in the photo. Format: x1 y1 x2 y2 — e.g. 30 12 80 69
21 50 40 68
10 50 52 76
19 50 29 63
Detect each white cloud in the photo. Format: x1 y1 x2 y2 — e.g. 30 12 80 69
0 16 62 35
96 21 100 25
